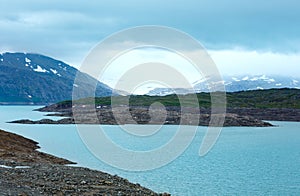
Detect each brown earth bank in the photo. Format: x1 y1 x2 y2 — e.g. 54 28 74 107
0 129 74 165
11 105 273 127
0 129 169 195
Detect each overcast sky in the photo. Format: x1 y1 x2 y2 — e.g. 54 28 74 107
1 0 300 85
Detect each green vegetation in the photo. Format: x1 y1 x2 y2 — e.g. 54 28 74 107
59 88 300 109
226 88 300 108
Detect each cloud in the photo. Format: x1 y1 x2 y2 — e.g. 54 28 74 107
93 46 300 90
0 0 299 76
209 49 300 77
0 7 124 66
16 11 121 29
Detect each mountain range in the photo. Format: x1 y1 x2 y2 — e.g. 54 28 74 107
1 52 299 104
147 75 300 96
0 52 113 104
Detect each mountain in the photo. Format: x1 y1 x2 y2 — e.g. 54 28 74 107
205 75 300 92
0 52 113 104
146 88 194 96
147 75 300 96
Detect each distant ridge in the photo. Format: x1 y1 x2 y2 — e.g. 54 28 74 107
147 75 300 96
0 52 114 104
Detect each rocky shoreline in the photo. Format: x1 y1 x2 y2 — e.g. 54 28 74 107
226 108 300 122
0 129 74 165
10 105 273 127
0 129 169 195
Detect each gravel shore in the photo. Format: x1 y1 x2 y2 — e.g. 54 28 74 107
0 163 168 195
0 129 169 195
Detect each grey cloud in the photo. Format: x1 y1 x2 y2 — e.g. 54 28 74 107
0 0 300 66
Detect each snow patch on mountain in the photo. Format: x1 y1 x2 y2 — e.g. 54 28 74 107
33 65 48 73
293 80 299 85
192 77 207 85
25 57 31 63
50 68 58 74
259 75 268 80
267 78 275 83
250 77 259 81
242 76 249 80
232 77 240 81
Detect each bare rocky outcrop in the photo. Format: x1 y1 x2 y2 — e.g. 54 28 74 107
12 105 273 127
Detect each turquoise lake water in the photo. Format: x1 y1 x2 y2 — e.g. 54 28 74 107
0 106 299 195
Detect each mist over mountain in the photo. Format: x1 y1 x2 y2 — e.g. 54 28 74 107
0 52 113 104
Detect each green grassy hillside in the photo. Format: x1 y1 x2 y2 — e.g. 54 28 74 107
58 88 300 109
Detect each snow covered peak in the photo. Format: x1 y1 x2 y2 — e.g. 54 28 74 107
187 74 300 94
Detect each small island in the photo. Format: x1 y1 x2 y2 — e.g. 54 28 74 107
11 105 273 127
10 89 300 127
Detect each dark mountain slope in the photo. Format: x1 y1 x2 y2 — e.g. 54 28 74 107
0 52 113 104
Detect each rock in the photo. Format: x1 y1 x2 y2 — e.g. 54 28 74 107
10 105 273 127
